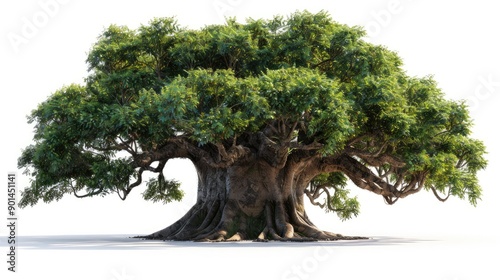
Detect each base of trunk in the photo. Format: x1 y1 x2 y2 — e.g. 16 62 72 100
135 199 367 242
135 159 368 242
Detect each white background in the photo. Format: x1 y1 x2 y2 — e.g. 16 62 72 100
1 1 499 279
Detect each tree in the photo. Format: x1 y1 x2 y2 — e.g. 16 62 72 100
19 11 487 241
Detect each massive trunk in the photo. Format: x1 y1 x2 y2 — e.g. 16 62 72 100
142 156 361 241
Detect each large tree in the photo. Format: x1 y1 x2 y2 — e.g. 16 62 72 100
19 11 486 241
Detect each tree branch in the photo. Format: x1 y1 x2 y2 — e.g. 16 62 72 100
132 137 193 168
345 144 406 168
317 154 426 202
431 186 451 202
206 142 253 168
70 180 104 198
290 141 323 151
255 132 288 168
305 184 335 210
117 167 146 201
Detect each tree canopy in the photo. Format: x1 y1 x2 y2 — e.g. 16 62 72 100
19 11 486 230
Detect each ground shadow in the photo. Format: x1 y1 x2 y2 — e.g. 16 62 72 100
0 234 437 250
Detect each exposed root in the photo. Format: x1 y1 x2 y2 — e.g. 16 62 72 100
136 199 368 242
256 226 269 241
134 202 203 239
227 232 244 241
283 222 295 238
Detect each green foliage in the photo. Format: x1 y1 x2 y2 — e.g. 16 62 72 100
309 172 360 221
171 69 270 144
19 11 486 215
258 67 353 154
142 173 183 204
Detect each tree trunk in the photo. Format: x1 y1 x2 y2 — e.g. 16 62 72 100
141 157 364 242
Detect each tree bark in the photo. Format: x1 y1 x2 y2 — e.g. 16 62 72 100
140 155 364 241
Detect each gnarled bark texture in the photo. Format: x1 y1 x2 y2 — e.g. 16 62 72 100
143 161 340 241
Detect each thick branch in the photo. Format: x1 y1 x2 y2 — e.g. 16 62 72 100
209 142 253 168
87 138 136 155
317 154 425 202
345 146 405 168
253 132 289 168
290 141 323 151
132 137 194 168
